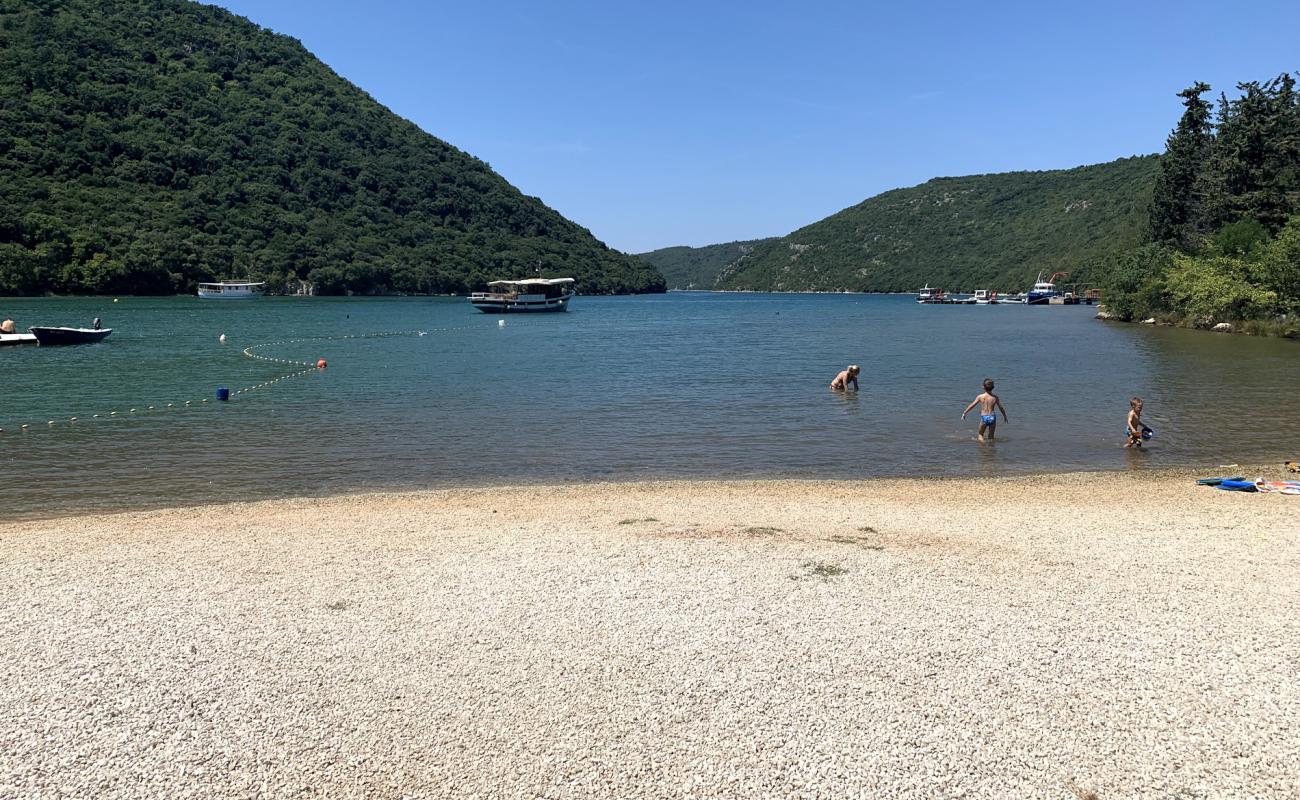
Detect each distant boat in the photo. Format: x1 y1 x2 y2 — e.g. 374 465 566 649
198 280 265 299
974 289 995 305
470 278 575 313
29 326 112 345
1027 271 1068 305
917 285 943 304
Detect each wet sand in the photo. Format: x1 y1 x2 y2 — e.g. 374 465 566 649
2 470 1298 798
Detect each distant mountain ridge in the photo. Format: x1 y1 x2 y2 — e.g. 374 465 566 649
650 156 1160 293
0 0 664 296
637 239 776 289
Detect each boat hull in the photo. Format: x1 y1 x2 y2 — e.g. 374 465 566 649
28 327 113 345
197 289 263 299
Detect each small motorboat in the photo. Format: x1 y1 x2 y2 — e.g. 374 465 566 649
916 285 944 304
29 326 113 345
1 332 38 346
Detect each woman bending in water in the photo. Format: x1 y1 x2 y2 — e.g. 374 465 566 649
830 364 860 391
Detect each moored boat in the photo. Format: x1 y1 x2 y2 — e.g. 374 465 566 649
1027 271 1068 305
198 280 265 299
917 285 943 304
470 278 575 313
29 326 112 345
973 289 996 304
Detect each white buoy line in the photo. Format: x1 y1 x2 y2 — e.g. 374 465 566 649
0 325 479 435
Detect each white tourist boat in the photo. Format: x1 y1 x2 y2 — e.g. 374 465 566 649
469 278 575 313
974 289 995 304
917 285 942 304
197 280 265 299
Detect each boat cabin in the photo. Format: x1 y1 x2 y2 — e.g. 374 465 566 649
478 278 574 300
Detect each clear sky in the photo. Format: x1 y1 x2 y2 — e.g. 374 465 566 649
214 0 1299 253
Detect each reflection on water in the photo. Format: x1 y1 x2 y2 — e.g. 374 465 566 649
0 293 1297 518
831 390 861 416
1124 445 1152 472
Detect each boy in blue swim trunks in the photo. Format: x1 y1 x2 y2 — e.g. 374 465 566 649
1125 397 1152 448
961 378 1008 441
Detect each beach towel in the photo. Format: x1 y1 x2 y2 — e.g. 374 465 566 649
1217 480 1258 492
1255 480 1300 495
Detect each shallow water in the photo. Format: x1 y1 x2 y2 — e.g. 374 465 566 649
1 292 1296 518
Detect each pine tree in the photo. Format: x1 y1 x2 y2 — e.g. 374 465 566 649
1150 82 1213 248
1202 74 1300 233
1262 73 1300 230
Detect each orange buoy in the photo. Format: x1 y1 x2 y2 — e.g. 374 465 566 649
316 358 327 369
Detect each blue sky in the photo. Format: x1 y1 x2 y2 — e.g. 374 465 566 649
215 0 1299 253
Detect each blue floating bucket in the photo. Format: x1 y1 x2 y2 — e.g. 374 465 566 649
216 387 230 401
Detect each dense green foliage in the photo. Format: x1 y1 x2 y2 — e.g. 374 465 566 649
1103 73 1300 332
0 0 664 296
637 239 775 289
701 156 1158 293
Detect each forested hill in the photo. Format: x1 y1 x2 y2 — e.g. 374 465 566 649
703 156 1159 292
0 0 664 296
637 239 775 289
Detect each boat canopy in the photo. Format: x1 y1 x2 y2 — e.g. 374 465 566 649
198 281 266 287
486 278 575 287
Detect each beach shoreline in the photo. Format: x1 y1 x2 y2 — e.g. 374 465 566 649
3 470 1298 798
6 460 1297 525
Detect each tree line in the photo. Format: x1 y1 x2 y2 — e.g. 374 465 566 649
1104 73 1300 334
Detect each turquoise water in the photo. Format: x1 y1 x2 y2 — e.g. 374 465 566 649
1 293 1297 518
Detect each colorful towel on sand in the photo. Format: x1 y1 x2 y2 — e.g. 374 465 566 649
1255 480 1300 495
1218 478 1300 494
1217 480 1259 492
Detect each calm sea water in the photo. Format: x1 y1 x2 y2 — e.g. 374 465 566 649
1 293 1297 518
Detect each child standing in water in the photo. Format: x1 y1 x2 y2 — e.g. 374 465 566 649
1125 397 1151 447
829 364 860 391
961 378 1008 441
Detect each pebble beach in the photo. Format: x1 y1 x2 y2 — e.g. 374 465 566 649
2 470 1298 799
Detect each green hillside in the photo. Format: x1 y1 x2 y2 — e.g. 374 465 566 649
712 156 1160 293
0 0 664 296
637 239 776 289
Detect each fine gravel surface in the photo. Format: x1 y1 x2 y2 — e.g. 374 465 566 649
1 471 1298 799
